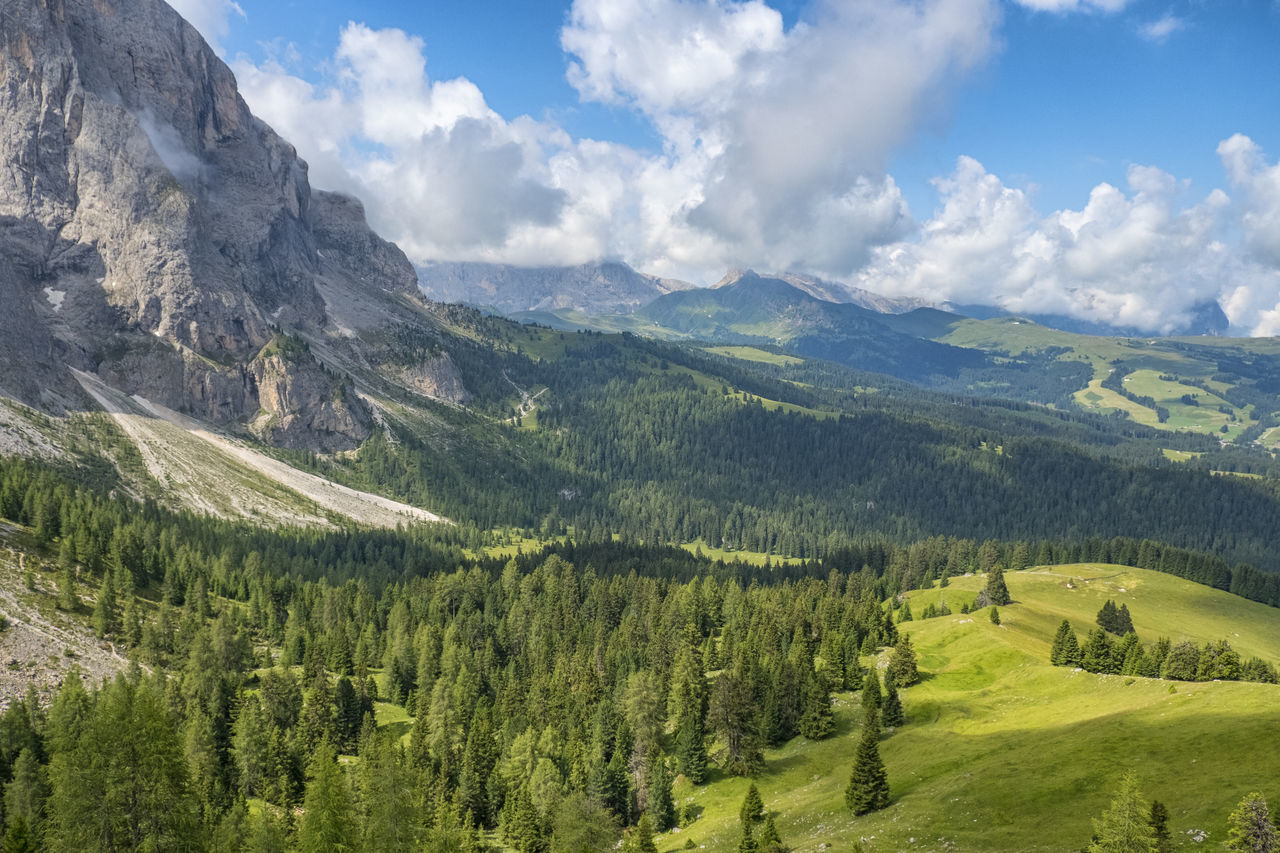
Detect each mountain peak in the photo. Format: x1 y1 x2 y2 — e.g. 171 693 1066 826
0 0 418 448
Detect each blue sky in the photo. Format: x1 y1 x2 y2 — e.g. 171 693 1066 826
176 0 1280 334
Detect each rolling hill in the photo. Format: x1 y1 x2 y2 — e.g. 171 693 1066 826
667 564 1280 852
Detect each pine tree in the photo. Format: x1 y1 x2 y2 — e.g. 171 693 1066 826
646 752 676 832
1149 800 1173 853
621 813 658 853
797 677 834 740
4 747 48 839
297 742 358 853
740 782 765 825
989 606 1001 625
881 679 905 728
985 563 1011 606
1051 619 1082 667
759 813 789 853
1097 600 1120 634
861 668 882 722
737 821 759 853
845 715 889 815
896 600 913 623
1087 775 1158 853
670 643 710 782
1082 628 1118 674
1226 792 1278 853
1116 604 1134 635
887 635 919 688
507 784 548 853
57 541 78 612
47 675 199 852
92 570 118 639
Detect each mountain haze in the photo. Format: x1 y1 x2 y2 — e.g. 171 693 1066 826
417 260 694 315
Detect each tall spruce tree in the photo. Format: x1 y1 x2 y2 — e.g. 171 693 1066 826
861 668 882 722
887 635 920 688
92 570 118 639
845 715 889 815
4 747 47 840
645 751 676 832
297 742 358 853
798 677 835 740
985 563 1011 607
1051 620 1082 667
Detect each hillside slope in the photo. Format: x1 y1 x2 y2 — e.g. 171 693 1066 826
671 565 1280 852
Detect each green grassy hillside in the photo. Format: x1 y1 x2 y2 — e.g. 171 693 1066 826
666 565 1280 852
937 317 1280 447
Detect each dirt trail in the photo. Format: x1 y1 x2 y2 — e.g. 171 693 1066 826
72 369 447 528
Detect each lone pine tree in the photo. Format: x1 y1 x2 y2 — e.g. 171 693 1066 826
1087 775 1158 853
845 715 890 816
887 635 920 688
985 563 1011 606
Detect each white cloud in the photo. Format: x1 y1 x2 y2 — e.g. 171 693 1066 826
1218 134 1280 267
856 153 1280 335
1137 13 1186 42
166 0 245 54
233 2 1001 280
562 0 996 276
232 24 565 262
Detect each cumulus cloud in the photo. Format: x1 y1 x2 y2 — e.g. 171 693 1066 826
1137 13 1186 42
856 147 1280 335
166 0 245 54
562 0 993 275
234 1 1001 279
233 24 565 262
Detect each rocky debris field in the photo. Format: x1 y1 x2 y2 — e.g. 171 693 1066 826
0 544 129 710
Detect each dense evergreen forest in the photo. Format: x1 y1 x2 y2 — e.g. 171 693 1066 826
3 456 1280 850
276 327 1280 570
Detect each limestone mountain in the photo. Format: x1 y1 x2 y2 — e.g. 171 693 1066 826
0 0 435 450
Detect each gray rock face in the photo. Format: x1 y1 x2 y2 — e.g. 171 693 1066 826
417 260 695 316
0 0 415 449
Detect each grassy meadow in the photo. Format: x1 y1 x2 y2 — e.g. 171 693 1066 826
655 565 1280 852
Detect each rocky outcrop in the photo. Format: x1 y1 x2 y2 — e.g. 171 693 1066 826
393 352 472 405
249 349 370 450
0 0 417 450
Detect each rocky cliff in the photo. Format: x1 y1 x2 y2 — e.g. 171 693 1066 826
0 0 426 450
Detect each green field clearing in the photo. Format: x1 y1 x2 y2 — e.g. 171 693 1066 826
1122 369 1243 435
1074 379 1160 425
703 345 805 366
677 539 805 567
661 565 1280 852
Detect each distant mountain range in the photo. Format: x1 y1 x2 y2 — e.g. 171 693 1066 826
417 260 695 315
431 259 1233 340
